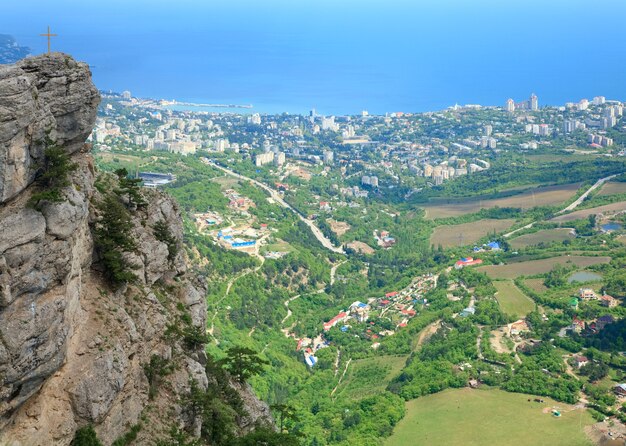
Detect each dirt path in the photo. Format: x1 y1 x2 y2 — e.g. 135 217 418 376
490 329 512 354
414 319 442 350
331 358 352 397
476 326 484 360
280 294 301 326
334 349 341 377
330 260 347 286
208 256 265 341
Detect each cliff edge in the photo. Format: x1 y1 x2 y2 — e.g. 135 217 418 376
0 54 271 445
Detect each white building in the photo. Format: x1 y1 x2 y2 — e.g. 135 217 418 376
530 93 538 111
255 152 275 167
505 98 515 113
323 150 334 164
249 113 262 125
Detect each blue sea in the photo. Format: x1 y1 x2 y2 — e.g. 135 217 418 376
3 0 626 115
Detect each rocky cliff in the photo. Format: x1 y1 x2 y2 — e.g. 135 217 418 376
0 54 271 445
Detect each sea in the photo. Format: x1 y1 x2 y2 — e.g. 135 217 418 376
3 0 626 116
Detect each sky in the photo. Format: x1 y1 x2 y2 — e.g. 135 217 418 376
2 0 626 114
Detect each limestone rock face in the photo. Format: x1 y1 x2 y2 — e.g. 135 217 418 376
0 53 98 204
0 54 272 445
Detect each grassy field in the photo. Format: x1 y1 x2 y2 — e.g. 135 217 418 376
260 239 293 254
423 183 580 219
494 280 535 317
430 219 516 248
477 255 611 279
97 152 154 166
385 388 593 446
552 201 626 223
524 278 548 293
597 182 626 197
509 228 576 249
210 175 241 189
333 355 407 401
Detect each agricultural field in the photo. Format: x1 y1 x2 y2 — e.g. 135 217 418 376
333 355 407 401
423 183 580 219
524 278 548 293
429 219 516 248
477 255 611 279
597 182 626 197
509 228 576 249
493 280 535 317
552 201 626 223
385 388 594 446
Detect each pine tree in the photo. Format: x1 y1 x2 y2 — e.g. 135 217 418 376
218 346 269 383
94 193 137 285
115 168 146 209
29 142 78 208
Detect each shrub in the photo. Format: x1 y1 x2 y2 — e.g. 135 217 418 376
72 426 102 446
29 142 78 209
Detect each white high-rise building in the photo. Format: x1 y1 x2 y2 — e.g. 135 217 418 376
484 125 493 136
249 113 262 125
530 94 538 111
274 152 286 166
255 152 275 167
593 96 606 106
321 116 338 131
323 150 334 164
122 90 131 100
505 98 515 113
215 139 229 152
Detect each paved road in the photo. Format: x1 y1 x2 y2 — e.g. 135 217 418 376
207 160 345 254
504 174 620 238
557 174 619 214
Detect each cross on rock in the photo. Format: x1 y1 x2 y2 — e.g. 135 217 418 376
40 26 57 54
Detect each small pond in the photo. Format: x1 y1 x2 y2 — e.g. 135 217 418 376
601 222 622 232
567 271 603 284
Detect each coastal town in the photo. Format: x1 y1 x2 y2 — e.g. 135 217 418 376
91 89 626 446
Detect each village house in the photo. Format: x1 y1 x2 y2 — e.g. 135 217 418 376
614 384 626 397
323 312 349 331
509 319 530 336
600 294 619 308
596 314 616 330
570 317 585 333
579 288 597 300
454 257 483 269
574 356 589 369
349 301 371 323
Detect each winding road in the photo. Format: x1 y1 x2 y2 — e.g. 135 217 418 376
504 174 620 238
205 160 345 254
